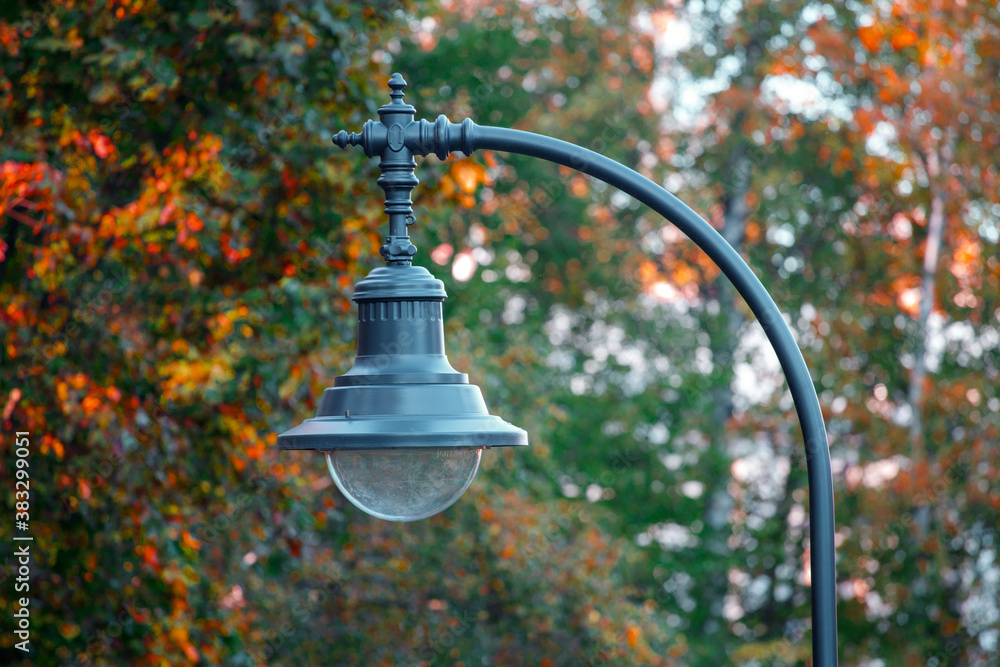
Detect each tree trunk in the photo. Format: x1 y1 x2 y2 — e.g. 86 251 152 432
699 141 751 650
907 145 949 456
711 142 751 427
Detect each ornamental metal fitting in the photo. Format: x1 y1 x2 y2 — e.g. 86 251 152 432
333 73 479 264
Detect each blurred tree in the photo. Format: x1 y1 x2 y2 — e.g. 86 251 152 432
397 0 1000 665
0 1 670 665
643 0 1000 663
397 0 853 661
810 1 1000 663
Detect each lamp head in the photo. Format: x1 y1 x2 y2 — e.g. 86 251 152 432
277 263 527 521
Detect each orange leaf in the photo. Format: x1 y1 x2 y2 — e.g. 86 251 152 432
246 442 264 460
183 643 200 663
857 24 882 51
890 27 918 50
637 259 658 283
450 160 486 194
181 530 201 551
142 545 159 568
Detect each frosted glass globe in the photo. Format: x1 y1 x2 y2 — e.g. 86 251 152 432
326 447 483 522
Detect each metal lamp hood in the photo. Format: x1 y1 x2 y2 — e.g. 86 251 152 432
276 263 528 452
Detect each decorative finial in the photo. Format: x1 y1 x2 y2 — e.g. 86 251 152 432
387 73 407 104
332 130 360 149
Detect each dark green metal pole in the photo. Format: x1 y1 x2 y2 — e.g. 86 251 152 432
468 125 839 665
334 75 838 666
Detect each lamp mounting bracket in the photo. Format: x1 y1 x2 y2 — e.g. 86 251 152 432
333 73 479 265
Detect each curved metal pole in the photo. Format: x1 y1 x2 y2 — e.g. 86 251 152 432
468 125 838 664
333 74 838 665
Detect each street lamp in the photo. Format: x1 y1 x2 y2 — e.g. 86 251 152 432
278 73 838 664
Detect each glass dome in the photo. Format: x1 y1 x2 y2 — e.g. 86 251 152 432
326 447 483 522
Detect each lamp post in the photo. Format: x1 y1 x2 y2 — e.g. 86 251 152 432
278 73 838 664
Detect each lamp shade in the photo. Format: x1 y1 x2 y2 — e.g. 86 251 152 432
277 263 528 451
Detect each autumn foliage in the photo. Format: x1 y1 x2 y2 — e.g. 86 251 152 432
2 0 1000 665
